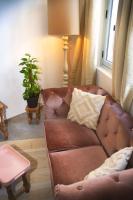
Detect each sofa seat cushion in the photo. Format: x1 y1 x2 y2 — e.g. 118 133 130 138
49 146 107 185
45 119 100 151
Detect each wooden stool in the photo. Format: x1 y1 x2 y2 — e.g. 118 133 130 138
0 101 8 139
25 104 41 124
0 144 31 200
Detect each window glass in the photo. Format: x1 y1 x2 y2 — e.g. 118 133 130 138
107 0 119 62
102 0 119 68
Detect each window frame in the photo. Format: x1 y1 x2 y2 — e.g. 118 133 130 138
101 0 119 69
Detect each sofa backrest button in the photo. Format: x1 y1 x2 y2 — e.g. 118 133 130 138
77 185 83 190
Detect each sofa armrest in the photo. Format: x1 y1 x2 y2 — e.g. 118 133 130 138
55 168 133 200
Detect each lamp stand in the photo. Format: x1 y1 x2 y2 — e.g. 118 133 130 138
62 36 69 87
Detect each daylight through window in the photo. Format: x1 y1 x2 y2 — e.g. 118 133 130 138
102 0 119 68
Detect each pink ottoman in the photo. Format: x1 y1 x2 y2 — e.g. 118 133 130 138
0 144 31 200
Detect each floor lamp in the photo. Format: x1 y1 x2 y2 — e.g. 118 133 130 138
48 0 79 87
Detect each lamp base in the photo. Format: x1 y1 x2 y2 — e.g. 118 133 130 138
62 36 69 87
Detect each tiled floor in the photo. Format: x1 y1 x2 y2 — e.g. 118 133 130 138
0 108 45 141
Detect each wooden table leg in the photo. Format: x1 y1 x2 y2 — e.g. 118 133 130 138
2 123 8 140
4 131 8 140
22 173 30 193
36 110 40 124
6 185 16 200
0 113 8 140
27 112 32 124
0 126 8 140
25 104 41 124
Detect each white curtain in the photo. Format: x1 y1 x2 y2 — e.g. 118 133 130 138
70 0 106 85
81 0 106 85
120 1 133 114
112 0 133 115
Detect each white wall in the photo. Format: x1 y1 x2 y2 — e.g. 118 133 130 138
96 68 112 95
0 0 64 118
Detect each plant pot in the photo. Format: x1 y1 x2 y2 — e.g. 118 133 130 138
27 95 39 108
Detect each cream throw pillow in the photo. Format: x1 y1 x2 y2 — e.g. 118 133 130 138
84 147 133 180
67 88 106 130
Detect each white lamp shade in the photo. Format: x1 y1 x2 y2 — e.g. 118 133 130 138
48 0 79 35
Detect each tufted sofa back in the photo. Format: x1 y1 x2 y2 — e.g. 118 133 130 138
96 98 133 156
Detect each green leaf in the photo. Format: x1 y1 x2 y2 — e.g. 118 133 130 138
19 62 26 66
32 58 38 63
31 64 37 69
20 69 25 73
25 53 31 57
21 58 27 61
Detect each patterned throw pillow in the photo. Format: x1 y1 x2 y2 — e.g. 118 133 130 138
67 88 106 130
84 147 133 180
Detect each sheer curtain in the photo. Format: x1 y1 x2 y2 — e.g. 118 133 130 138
112 0 133 115
120 1 133 114
69 0 85 85
70 0 106 85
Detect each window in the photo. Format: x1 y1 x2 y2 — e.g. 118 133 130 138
102 0 119 68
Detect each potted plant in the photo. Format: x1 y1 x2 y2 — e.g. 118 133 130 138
19 53 41 108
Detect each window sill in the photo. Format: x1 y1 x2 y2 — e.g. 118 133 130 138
96 66 112 94
97 66 112 79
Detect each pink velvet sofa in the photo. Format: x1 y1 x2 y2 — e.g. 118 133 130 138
42 85 133 200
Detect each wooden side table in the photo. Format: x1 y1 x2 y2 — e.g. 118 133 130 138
0 144 31 200
0 101 8 139
25 104 41 124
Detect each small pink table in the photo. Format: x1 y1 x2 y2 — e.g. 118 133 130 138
0 144 31 200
